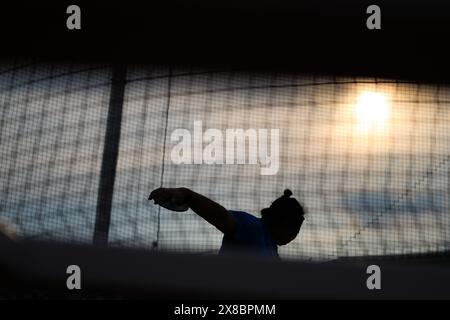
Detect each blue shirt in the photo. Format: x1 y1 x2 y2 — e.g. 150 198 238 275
219 211 278 257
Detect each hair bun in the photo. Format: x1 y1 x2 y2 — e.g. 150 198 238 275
283 189 293 197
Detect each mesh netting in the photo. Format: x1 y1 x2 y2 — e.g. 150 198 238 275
1 60 450 260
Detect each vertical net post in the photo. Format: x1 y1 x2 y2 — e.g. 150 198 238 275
93 64 127 246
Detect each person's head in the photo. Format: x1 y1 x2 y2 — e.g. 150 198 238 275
261 189 305 245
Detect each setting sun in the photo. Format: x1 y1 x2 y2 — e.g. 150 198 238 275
355 91 390 134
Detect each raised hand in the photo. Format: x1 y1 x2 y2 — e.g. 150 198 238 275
148 187 190 212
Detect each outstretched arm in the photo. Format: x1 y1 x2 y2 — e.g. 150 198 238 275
149 187 237 234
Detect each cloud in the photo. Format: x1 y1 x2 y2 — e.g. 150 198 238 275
342 191 447 220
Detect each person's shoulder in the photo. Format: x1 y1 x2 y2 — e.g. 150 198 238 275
228 210 261 226
229 210 257 219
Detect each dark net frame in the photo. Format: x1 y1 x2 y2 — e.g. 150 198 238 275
1 60 450 261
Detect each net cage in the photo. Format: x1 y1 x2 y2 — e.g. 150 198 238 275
1 60 450 261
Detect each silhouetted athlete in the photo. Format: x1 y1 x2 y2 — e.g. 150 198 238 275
148 188 305 257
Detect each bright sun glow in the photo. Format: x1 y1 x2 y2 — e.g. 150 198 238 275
355 91 390 134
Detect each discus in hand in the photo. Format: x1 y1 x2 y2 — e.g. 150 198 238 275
148 188 189 212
